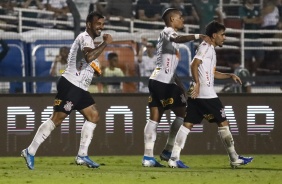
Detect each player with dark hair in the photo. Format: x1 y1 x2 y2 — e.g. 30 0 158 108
21 11 113 170
142 8 210 167
168 21 253 168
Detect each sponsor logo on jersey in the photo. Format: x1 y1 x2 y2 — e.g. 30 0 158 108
203 114 214 121
64 101 73 112
165 59 170 73
161 98 174 107
205 71 211 87
54 99 62 106
165 67 169 73
148 96 152 103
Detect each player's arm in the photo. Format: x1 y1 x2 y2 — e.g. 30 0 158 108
214 71 242 85
83 34 113 75
170 34 210 43
174 73 186 96
83 34 112 63
190 58 202 99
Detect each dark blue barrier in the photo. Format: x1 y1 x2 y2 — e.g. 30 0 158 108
176 42 194 90
29 40 73 93
0 39 26 93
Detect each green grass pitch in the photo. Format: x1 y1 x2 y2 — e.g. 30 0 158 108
0 155 281 184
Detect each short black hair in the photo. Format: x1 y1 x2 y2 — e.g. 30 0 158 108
86 11 104 23
161 8 178 24
205 21 226 38
108 52 118 60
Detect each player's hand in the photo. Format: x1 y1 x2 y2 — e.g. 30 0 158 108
231 74 242 85
141 37 148 46
55 55 61 62
200 34 212 45
103 34 113 44
190 83 200 99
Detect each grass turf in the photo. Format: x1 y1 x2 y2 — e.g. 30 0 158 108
0 155 281 184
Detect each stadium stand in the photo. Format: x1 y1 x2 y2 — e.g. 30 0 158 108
0 0 281 94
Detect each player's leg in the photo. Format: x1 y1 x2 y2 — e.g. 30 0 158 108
21 111 67 170
217 121 253 168
76 104 100 168
142 106 165 167
160 84 187 161
168 98 203 168
142 80 165 167
167 123 192 168
160 106 186 161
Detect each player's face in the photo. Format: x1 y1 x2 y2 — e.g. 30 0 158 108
90 17 105 37
172 12 184 30
214 30 226 47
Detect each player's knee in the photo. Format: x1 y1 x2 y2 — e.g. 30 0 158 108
87 111 100 123
50 112 68 127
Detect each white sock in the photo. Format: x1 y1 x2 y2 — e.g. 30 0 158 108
27 118 56 156
218 126 238 162
78 120 97 157
164 117 184 152
144 119 158 157
170 125 190 161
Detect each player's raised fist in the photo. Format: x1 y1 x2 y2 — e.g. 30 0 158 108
103 34 113 44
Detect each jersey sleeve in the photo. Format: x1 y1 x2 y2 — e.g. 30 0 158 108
163 27 178 41
194 42 210 61
80 34 94 51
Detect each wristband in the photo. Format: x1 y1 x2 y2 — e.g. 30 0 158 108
195 34 200 39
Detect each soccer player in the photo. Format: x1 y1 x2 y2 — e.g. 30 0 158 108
142 8 210 167
21 11 113 170
168 21 253 168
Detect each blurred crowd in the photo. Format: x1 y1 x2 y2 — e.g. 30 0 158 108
0 0 281 93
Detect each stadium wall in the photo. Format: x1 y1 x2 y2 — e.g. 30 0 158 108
0 94 281 156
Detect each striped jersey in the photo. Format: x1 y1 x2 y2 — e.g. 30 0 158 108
62 31 99 91
192 41 217 98
149 27 180 84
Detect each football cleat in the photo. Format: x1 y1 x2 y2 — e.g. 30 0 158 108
142 156 165 167
168 159 189 168
21 148 34 170
160 150 171 162
75 156 100 168
230 155 253 169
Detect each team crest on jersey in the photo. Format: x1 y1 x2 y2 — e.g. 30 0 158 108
64 101 73 111
220 108 226 118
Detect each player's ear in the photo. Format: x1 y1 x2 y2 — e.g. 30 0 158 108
87 22 91 28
